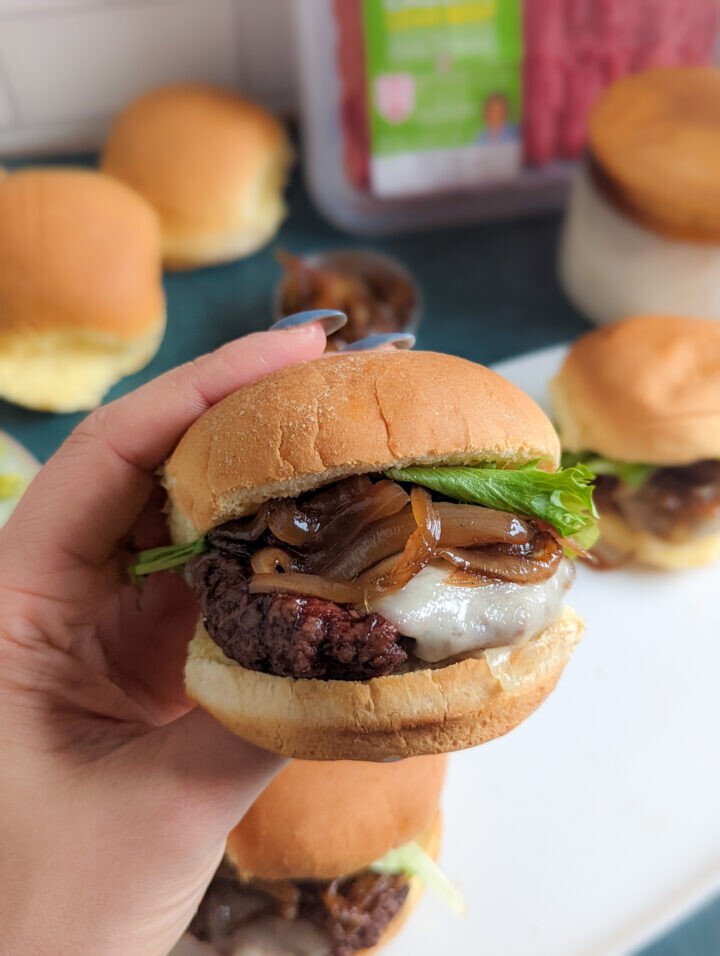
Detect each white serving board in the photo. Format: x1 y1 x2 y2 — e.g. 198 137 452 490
173 345 720 956
389 344 720 956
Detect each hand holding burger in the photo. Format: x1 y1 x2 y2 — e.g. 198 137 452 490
0 325 330 956
135 349 596 759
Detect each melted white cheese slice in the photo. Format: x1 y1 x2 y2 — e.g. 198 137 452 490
171 920 330 956
369 559 575 663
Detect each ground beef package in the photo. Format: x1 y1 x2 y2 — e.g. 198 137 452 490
294 0 718 233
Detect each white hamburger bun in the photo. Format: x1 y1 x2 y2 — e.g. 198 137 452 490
165 350 561 536
551 315 720 466
225 756 446 880
186 608 581 760
102 84 292 269
0 168 164 412
168 350 578 760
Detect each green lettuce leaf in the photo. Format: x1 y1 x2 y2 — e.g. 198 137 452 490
386 462 599 549
561 451 656 490
130 536 208 578
0 474 24 500
370 841 465 914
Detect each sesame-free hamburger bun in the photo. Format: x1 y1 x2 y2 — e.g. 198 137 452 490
552 316 720 569
226 755 447 881
588 67 720 242
177 758 446 956
0 168 165 413
559 68 720 326
102 84 293 269
166 349 562 531
162 350 583 760
551 315 720 466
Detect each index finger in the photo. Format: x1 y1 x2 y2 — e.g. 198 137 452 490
5 326 326 566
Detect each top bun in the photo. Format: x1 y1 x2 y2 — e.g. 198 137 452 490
225 755 447 881
589 67 720 240
551 315 720 464
165 349 561 536
102 84 292 269
0 168 164 412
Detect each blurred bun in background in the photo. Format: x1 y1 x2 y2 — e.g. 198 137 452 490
560 67 720 326
225 756 447 882
102 84 293 270
0 168 165 413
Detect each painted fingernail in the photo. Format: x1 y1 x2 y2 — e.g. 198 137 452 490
342 333 416 352
270 310 348 336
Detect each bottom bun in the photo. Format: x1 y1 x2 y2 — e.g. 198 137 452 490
599 511 720 570
0 321 164 412
185 607 582 760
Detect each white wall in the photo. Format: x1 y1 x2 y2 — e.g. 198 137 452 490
0 0 298 156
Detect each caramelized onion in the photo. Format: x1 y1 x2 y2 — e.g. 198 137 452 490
228 478 565 598
249 572 363 604
208 504 271 549
250 547 300 574
434 504 533 545
303 475 374 514
439 532 563 584
371 487 440 593
331 508 417 579
266 500 320 546
325 502 533 581
299 481 410 573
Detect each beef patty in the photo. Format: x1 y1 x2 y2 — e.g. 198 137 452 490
190 551 411 680
595 459 720 542
189 863 410 956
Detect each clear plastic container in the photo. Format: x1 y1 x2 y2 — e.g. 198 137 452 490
293 0 719 235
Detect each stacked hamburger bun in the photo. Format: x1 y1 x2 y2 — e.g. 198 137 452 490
178 756 448 956
560 67 720 325
159 350 584 761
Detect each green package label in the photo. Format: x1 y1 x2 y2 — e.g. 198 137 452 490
361 0 523 197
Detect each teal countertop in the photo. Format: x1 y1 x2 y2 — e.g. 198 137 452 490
1 155 717 955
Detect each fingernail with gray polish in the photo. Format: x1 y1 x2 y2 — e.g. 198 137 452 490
342 332 416 351
270 310 348 336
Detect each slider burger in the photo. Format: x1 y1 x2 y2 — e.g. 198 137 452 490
175 756 453 956
134 350 595 759
552 315 720 569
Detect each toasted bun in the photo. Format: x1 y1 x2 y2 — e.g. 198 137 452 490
589 67 720 241
102 84 292 269
551 316 720 465
225 757 446 880
165 350 561 536
185 606 581 760
597 511 720 570
0 168 164 412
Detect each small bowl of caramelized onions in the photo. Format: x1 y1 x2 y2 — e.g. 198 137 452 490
273 248 421 350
